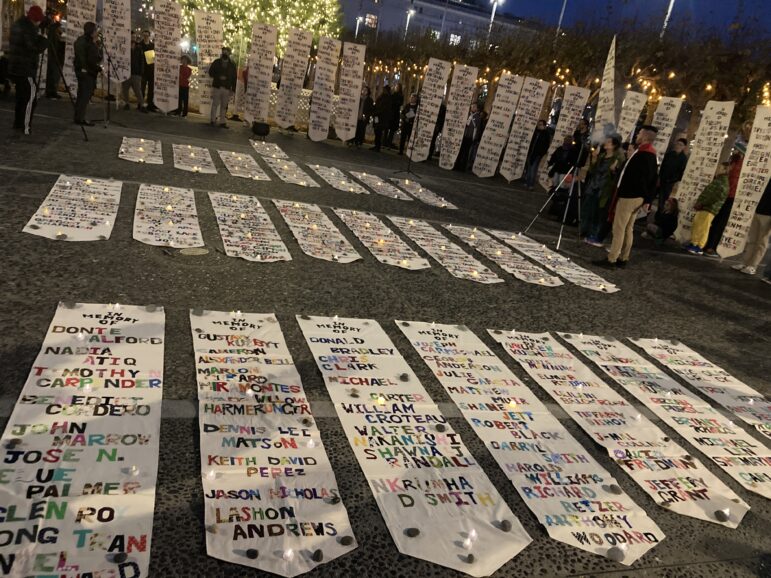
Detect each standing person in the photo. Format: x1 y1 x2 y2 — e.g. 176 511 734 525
546 135 573 189
387 82 403 148
208 47 237 128
353 85 374 147
524 120 551 189
570 118 592 170
732 179 771 276
371 84 392 152
73 21 101 126
593 125 659 269
175 55 192 117
428 102 446 159
7 5 48 134
399 93 419 155
455 102 481 171
468 109 487 167
45 17 64 99
582 136 624 244
657 138 688 209
140 30 157 111
121 32 144 111
684 163 730 255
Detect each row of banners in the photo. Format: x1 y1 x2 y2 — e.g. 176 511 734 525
3 307 768 576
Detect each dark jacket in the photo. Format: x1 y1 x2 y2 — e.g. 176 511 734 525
655 210 679 240
528 127 551 158
548 145 572 176
373 91 392 127
463 111 481 140
568 128 591 167
390 89 403 128
756 179 771 217
130 43 144 76
140 41 154 71
659 149 687 185
74 34 101 78
616 143 658 203
8 16 48 77
401 102 418 130
587 150 626 207
209 56 237 91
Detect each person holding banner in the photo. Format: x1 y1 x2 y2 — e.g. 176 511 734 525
73 22 101 126
140 30 157 112
371 85 392 152
399 93 419 155
208 47 237 128
683 163 729 255
353 85 374 147
524 120 552 189
7 5 48 134
732 179 771 276
122 33 145 111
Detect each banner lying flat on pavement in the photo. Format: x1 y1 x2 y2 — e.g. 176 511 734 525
444 225 562 286
499 77 549 182
350 172 413 200
473 74 523 178
133 183 204 247
399 321 660 565
218 151 271 180
274 200 360 262
407 58 452 163
632 338 771 446
439 64 479 170
24 175 121 241
250 141 288 159
651 97 683 163
190 310 356 576
390 178 457 208
307 165 369 193
264 158 319 187
538 85 590 190
276 29 313 129
297 315 532 576
334 209 430 269
335 43 366 142
172 144 217 174
0 302 164 577
488 231 619 293
390 217 502 283
153 0 182 114
119 137 164 164
209 193 291 262
245 23 277 124
308 37 342 142
566 333 769 500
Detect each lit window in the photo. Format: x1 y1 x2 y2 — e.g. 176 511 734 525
365 14 378 28
449 33 461 45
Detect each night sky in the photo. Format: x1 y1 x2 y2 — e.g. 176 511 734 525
503 0 771 37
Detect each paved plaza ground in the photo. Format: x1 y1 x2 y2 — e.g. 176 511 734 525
1 97 769 577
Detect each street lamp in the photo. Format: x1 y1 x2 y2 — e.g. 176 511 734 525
355 16 363 39
405 9 415 40
488 0 504 44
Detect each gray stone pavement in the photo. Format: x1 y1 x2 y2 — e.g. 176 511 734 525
1 98 769 577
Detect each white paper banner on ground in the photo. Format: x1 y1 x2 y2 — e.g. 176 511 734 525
407 58 452 163
276 29 313 129
119 137 163 164
217 150 271 180
297 315 532 576
172 143 217 173
308 37 341 142
250 140 288 159
568 334 770 500
153 0 181 114
674 100 735 242
439 64 479 170
541 332 750 525
245 23 277 124
719 106 771 257
274 200 360 262
488 330 666 563
264 158 319 187
102 0 132 88
62 0 96 90
350 172 413 200
538 86 590 190
472 74 523 178
209 192 291 262
390 178 457 209
499 77 549 182
633 338 771 445
334 209 430 270
398 321 661 565
23 174 121 241
193 10 223 117
335 43 366 142
307 164 368 193
652 97 683 163
594 36 617 138
133 183 203 247
390 217 502 283
615 91 647 143
489 231 618 293
444 225 562 286
0 302 164 577
190 310 356 575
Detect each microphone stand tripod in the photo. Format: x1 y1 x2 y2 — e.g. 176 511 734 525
44 33 88 141
394 98 423 179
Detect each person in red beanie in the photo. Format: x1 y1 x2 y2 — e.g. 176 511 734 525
8 5 48 134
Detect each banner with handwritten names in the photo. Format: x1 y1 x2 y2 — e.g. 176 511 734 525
172 143 217 174
276 29 313 129
389 217 502 283
538 86 590 190
334 209 430 269
273 200 360 262
443 225 562 286
652 97 683 163
674 100 735 242
594 36 617 140
24 175 121 241
153 0 182 114
209 193 291 262
439 64 479 170
297 315 532 576
407 58 452 162
615 91 647 143
308 37 341 142
263 158 319 187
133 183 203 247
0 302 164 577
390 178 457 209
498 78 549 182
218 151 271 180
245 23 277 124
335 43 366 142
718 106 771 257
193 10 223 117
190 310 356 575
62 0 96 90
119 137 163 164
251 140 288 159
102 0 132 88
472 74 523 178
350 172 413 200
307 165 368 193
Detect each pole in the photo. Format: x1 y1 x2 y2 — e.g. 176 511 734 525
555 0 568 39
487 1 498 45
404 10 414 40
660 0 676 39
355 17 362 40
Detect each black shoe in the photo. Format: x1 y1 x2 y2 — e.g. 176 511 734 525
592 258 616 269
616 260 627 269
123 104 130 111
75 120 95 126
219 123 228 129
370 146 380 151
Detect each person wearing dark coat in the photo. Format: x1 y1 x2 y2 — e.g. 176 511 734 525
429 102 446 159
371 85 392 152
73 21 101 126
353 85 374 146
399 93 419 154
121 32 145 111
657 138 688 208
455 102 481 171
8 6 48 134
524 120 551 189
386 83 403 148
140 30 157 111
45 19 64 99
546 135 574 187
568 118 591 168
208 47 237 127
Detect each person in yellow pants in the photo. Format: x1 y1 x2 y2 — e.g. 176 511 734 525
685 163 729 255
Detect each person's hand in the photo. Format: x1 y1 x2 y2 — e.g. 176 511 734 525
642 203 651 213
